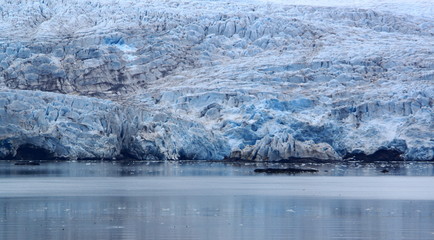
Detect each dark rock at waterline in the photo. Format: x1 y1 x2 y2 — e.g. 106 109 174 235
254 168 319 174
5 144 56 161
224 155 336 163
344 149 404 162
14 161 40 166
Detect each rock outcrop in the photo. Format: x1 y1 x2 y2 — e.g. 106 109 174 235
0 0 433 161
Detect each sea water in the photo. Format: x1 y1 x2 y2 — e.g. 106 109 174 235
1 161 434 240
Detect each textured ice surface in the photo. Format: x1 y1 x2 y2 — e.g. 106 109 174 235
0 0 432 160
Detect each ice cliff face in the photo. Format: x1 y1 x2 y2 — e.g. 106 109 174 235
0 90 229 160
0 0 433 161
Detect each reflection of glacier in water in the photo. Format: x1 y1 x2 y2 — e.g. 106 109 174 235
0 161 434 177
2 196 434 240
1 161 434 240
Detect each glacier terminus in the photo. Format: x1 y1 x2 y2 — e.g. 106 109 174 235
0 0 433 161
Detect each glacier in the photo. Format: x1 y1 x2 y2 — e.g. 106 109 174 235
0 0 433 161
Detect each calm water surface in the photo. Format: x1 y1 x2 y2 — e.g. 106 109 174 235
1 161 434 240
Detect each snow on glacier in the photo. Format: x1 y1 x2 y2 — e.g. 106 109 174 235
0 0 432 161
261 0 434 18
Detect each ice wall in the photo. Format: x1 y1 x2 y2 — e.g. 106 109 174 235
0 0 432 160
